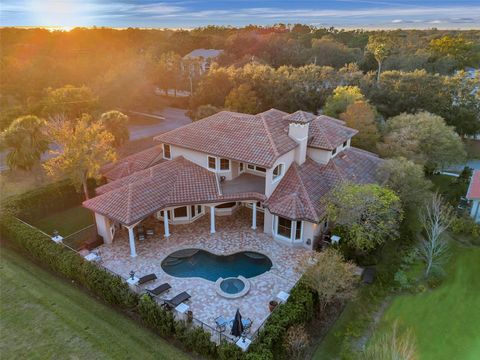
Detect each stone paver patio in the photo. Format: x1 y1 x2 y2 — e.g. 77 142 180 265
97 208 310 338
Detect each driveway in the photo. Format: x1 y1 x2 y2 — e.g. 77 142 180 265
127 107 191 141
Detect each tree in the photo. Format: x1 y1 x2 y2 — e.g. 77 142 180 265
418 193 453 277
323 86 365 118
310 36 360 68
366 35 394 83
224 84 258 114
376 157 433 211
299 248 357 310
429 35 477 69
99 110 130 147
0 115 49 171
327 183 403 252
43 114 116 199
42 85 98 119
361 321 416 360
379 112 466 171
190 66 235 109
339 101 380 152
155 51 183 96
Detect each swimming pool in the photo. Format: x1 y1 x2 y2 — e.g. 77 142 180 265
161 249 272 281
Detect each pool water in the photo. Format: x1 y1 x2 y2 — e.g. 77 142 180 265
220 278 246 294
161 249 272 281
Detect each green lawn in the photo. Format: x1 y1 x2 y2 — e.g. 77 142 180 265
30 205 94 236
376 243 480 360
0 247 190 360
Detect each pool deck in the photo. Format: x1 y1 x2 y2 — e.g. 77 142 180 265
97 208 310 338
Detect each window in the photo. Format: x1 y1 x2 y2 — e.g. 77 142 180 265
239 163 244 172
331 148 337 156
273 164 284 180
277 217 292 238
295 221 302 240
197 205 202 214
191 205 196 217
173 206 188 218
247 164 255 170
256 166 266 173
220 158 230 170
208 156 216 170
163 144 171 159
343 140 348 148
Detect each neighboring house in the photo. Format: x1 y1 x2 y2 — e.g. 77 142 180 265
101 145 164 182
182 48 223 75
467 170 480 223
84 109 383 256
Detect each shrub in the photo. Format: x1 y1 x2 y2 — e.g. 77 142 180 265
284 325 310 360
451 216 480 239
218 342 245 360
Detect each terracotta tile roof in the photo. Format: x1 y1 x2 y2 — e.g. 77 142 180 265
101 145 164 181
85 157 265 225
308 116 358 150
467 170 480 199
283 110 317 123
154 110 298 168
154 109 358 167
265 147 383 222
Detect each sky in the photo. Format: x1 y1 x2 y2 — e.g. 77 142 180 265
1 0 479 29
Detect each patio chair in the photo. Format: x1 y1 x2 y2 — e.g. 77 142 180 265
215 315 232 332
146 283 171 296
242 318 253 334
138 273 157 285
163 291 191 308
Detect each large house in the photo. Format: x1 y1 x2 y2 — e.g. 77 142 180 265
182 48 223 75
84 109 382 257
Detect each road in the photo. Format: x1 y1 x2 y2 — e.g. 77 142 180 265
0 107 192 171
127 107 191 140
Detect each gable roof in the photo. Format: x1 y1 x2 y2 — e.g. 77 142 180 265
85 156 265 226
154 110 298 168
308 116 358 150
265 147 383 222
467 170 480 200
101 145 164 182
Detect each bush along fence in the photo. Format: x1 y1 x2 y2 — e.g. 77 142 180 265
0 181 320 359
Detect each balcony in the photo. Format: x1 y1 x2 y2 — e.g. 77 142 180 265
220 173 265 196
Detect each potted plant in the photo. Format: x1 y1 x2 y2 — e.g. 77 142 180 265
269 300 278 312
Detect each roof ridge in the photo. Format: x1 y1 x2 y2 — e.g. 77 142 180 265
292 163 318 220
311 119 334 149
260 113 280 157
126 183 133 223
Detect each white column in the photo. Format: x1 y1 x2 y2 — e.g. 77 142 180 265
251 202 257 230
127 226 137 258
163 210 170 237
210 206 216 234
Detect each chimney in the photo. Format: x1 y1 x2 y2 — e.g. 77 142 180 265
284 111 316 165
288 123 309 165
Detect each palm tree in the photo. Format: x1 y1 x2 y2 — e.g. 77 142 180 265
0 115 49 171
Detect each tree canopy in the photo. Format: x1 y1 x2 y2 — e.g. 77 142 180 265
379 112 466 171
0 115 49 171
323 86 365 118
327 183 403 252
99 110 130 147
339 101 379 152
43 115 116 199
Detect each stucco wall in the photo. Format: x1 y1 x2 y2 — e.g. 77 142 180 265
265 150 296 197
94 213 113 244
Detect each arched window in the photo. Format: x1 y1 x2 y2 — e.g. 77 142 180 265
273 164 284 181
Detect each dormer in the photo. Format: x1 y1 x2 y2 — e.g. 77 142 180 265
284 111 316 165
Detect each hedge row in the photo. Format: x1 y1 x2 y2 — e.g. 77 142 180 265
0 181 318 359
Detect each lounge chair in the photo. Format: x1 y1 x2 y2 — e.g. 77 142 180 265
146 283 171 296
138 273 157 285
164 291 191 308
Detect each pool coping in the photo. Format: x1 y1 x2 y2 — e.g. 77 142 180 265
215 276 250 299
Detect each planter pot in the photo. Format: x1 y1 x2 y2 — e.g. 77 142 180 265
269 300 278 312
186 310 193 323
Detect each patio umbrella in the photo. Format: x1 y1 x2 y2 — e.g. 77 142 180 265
231 308 244 337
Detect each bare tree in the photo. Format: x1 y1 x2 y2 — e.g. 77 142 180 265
418 192 454 277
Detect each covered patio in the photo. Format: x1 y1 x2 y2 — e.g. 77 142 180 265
96 208 309 337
